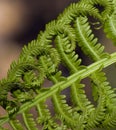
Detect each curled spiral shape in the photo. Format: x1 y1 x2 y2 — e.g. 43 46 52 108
0 0 116 129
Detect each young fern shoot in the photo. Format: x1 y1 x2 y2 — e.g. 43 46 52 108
0 0 116 130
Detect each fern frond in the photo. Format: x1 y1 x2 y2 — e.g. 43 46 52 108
91 71 116 106
38 49 60 77
37 101 59 130
7 56 35 80
8 57 46 90
0 0 116 129
86 87 106 129
87 70 116 128
104 13 116 44
86 98 106 129
49 71 66 84
58 2 102 24
52 94 77 128
50 71 88 129
0 79 10 103
12 89 35 103
55 35 82 73
22 110 38 130
75 16 107 61
102 108 116 128
85 0 114 19
10 119 24 130
0 127 8 130
70 80 94 114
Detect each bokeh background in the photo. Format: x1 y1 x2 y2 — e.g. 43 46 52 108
0 1 116 130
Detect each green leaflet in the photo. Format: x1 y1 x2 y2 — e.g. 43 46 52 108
104 13 116 44
0 0 116 130
75 16 107 61
10 119 24 130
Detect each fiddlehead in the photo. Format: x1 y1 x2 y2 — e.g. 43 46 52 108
0 0 116 130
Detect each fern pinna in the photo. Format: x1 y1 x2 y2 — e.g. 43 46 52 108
0 0 116 129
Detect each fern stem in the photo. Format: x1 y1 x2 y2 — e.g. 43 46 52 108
1 52 116 126
50 74 83 129
18 52 116 113
0 0 116 129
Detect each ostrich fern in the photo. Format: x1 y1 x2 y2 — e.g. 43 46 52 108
0 0 116 129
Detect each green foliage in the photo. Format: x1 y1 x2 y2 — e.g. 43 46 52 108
0 0 116 129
